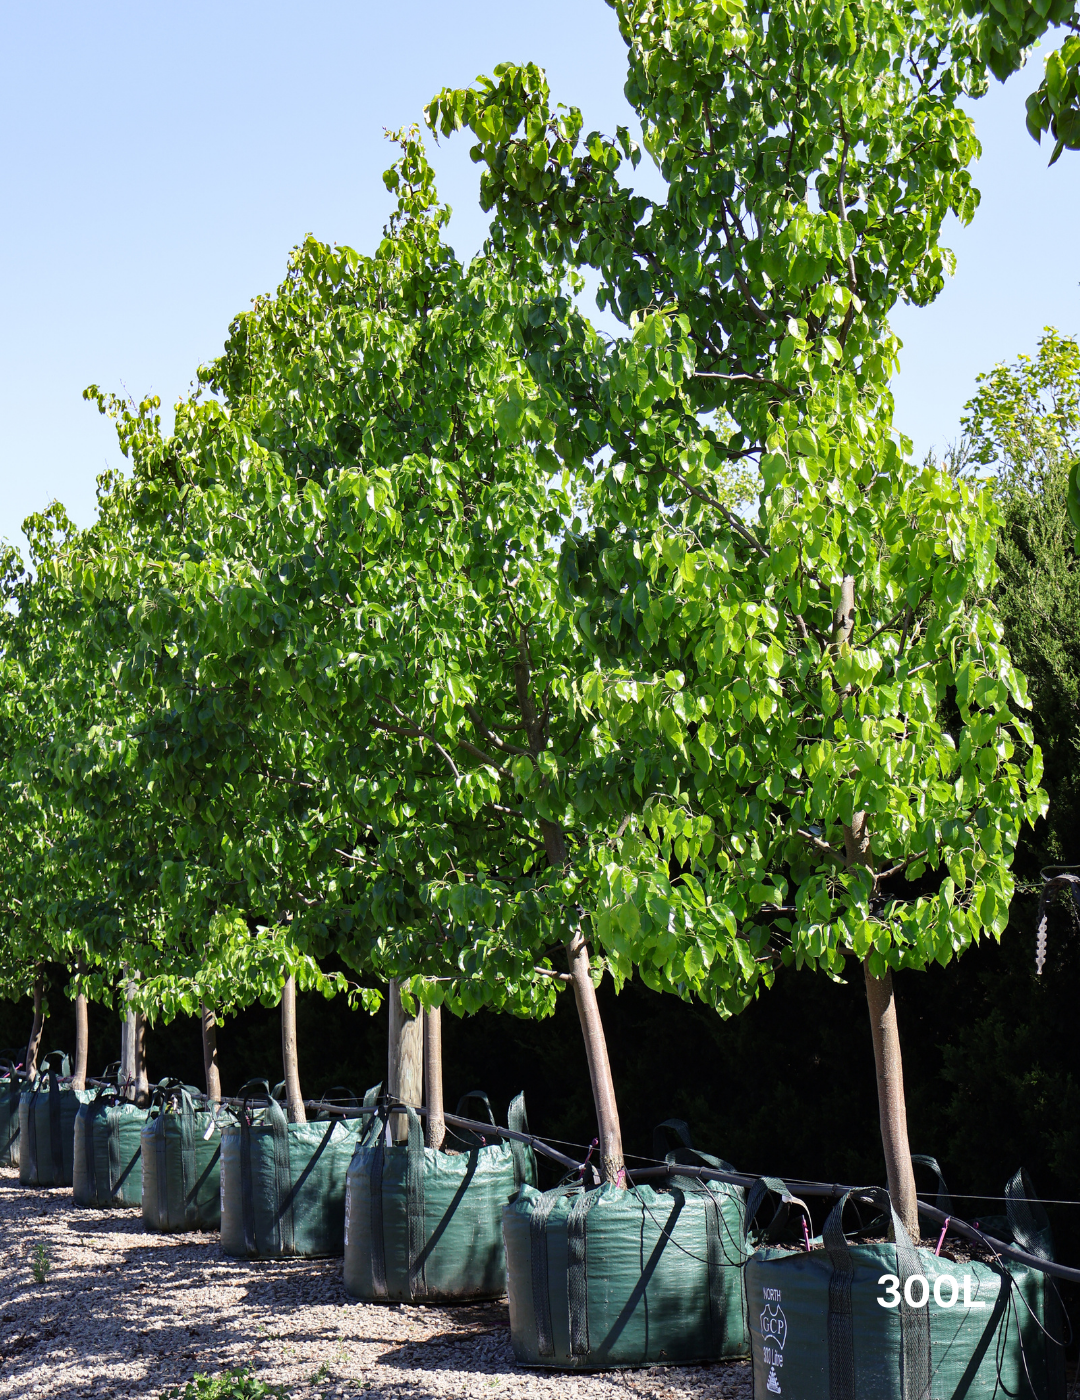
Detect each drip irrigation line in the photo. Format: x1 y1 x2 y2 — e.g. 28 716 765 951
134 1085 1080 1284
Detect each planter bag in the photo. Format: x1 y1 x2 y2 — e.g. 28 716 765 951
18 1054 90 1187
344 1090 537 1304
0 1058 28 1168
503 1128 748 1369
219 1082 363 1258
142 1085 222 1233
72 1088 146 1208
745 1179 1067 1400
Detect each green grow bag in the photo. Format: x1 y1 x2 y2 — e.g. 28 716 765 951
73 1088 146 1208
19 1054 90 1188
503 1130 748 1369
142 1085 222 1233
0 1058 28 1168
344 1091 536 1303
745 1180 1066 1400
219 1083 363 1258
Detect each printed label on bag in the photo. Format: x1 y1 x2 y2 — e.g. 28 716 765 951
220 1158 226 1216
760 1288 787 1394
344 1181 351 1249
877 1273 985 1309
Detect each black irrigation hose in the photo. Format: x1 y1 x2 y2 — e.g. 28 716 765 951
213 1093 584 1175
630 1164 1080 1285
147 1085 1080 1285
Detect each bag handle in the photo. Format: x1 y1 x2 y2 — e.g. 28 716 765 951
911 1154 953 1215
362 1082 382 1108
454 1090 497 1127
42 1051 71 1079
1006 1167 1054 1262
507 1092 535 1189
653 1117 694 1161
744 1176 812 1247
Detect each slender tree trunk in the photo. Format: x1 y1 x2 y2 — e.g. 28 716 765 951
387 980 423 1144
201 1004 222 1101
864 959 920 1238
423 1005 445 1150
132 1012 149 1106
280 974 306 1124
567 930 625 1184
120 1005 135 1094
25 968 45 1079
834 575 919 1239
72 960 89 1091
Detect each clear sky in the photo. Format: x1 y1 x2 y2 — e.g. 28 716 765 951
1 3 1076 552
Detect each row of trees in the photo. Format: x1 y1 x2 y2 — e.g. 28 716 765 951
1 0 1072 1236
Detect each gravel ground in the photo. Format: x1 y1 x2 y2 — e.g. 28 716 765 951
0 1168 753 1400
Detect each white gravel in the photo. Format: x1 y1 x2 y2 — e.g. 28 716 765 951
0 1168 753 1399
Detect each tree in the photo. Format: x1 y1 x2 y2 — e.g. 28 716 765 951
425 0 1045 1233
958 328 1080 868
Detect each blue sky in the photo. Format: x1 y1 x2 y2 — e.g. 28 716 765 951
1 2 1076 551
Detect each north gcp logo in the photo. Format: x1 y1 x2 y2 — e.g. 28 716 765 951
760 1303 787 1350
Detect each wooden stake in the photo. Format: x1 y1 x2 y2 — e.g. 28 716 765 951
567 930 624 1184
388 980 423 1144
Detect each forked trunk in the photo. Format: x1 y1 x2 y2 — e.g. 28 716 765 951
423 1004 445 1150
834 576 919 1238
865 961 920 1238
72 961 89 1091
387 979 423 1144
25 968 45 1079
567 929 625 1184
280 974 306 1124
201 1004 222 1101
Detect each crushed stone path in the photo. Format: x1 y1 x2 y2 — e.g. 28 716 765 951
0 1169 753 1399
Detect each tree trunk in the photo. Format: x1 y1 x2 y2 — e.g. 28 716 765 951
280 974 306 1124
120 1004 136 1095
132 1012 149 1106
865 961 920 1239
72 961 89 1091
387 979 423 1144
423 1005 445 1150
515 626 625 1186
834 576 919 1239
201 1004 222 1101
566 930 625 1184
25 969 45 1079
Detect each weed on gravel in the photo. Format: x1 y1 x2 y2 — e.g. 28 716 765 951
161 1366 292 1399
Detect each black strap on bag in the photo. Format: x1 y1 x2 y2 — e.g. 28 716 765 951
822 1187 931 1400
265 1094 295 1256
25 1084 39 1184
47 1066 64 1181
0 1061 21 1158
237 1080 271 1255
530 1185 578 1358
369 1107 388 1299
566 1185 603 1357
405 1104 427 1301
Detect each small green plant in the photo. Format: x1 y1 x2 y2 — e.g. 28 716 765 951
308 1363 330 1385
160 1368 291 1400
29 1242 51 1284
